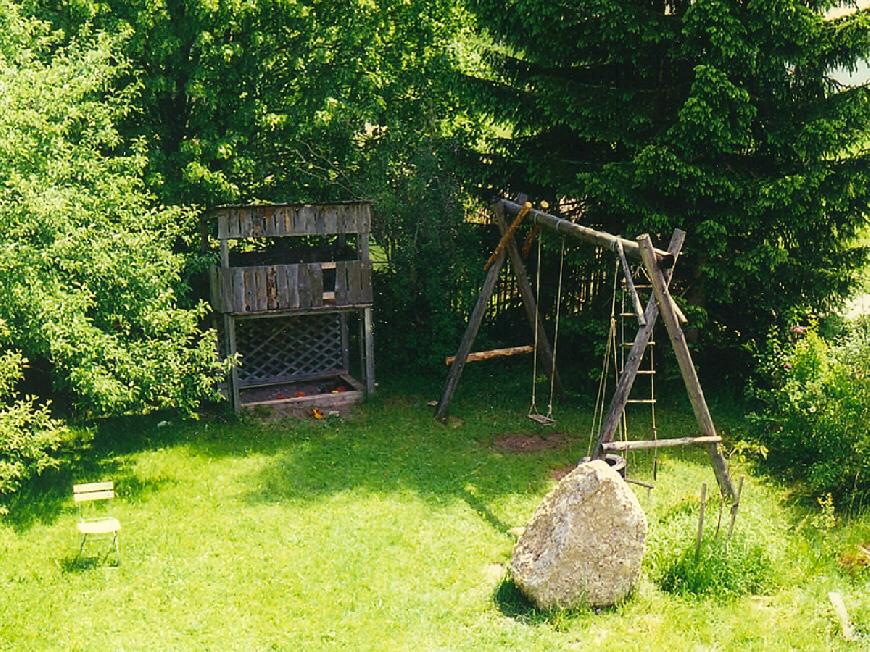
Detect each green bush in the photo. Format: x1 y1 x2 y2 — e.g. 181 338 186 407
0 346 75 512
750 321 869 506
659 536 772 599
0 3 225 417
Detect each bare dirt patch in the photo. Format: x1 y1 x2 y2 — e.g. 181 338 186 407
492 432 570 454
550 464 576 481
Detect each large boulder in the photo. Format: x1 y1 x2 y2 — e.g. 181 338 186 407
510 459 647 609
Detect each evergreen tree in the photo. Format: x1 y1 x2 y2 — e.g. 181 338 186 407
468 0 869 365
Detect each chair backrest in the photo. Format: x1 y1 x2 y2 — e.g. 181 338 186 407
73 481 114 505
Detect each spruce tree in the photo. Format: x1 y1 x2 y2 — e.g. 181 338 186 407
468 0 869 364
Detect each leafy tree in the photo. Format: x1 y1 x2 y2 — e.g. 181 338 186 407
28 0 486 367
0 2 224 417
466 0 869 367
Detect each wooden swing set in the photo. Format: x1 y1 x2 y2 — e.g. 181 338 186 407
435 197 737 502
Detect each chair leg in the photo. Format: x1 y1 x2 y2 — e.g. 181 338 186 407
113 532 120 565
77 534 87 559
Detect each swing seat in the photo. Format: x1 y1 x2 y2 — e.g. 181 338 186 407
528 413 555 426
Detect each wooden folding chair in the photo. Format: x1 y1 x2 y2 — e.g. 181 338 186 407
73 481 121 564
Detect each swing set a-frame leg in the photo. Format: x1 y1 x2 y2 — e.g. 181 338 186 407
435 203 560 422
593 229 685 456
637 235 737 503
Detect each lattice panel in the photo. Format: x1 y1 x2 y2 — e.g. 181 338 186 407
235 313 344 387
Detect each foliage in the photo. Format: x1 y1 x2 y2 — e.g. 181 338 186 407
27 0 486 367
0 332 76 511
0 2 225 417
749 320 869 505
466 0 870 365
659 536 772 598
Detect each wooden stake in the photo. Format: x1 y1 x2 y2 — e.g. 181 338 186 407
638 235 737 502
727 476 745 540
696 482 707 558
828 592 857 641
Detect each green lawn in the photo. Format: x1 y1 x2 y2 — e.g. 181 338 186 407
1 368 867 650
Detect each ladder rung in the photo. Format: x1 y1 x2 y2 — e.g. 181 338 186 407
635 370 656 375
626 399 656 404
633 284 652 289
602 435 722 452
619 312 639 317
623 341 655 347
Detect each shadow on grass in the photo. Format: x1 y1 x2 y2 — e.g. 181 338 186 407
493 577 596 629
58 552 119 573
3 411 202 532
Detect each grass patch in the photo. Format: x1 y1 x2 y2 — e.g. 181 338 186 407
1 366 868 650
659 536 772 598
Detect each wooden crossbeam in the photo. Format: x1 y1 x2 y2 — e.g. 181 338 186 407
445 345 533 366
499 199 675 268
602 436 722 452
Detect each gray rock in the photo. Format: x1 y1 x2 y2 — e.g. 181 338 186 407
510 460 647 609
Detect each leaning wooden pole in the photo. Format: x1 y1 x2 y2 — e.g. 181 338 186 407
499 199 675 268
435 246 508 422
637 235 737 502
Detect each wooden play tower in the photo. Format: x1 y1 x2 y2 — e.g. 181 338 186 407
205 202 375 411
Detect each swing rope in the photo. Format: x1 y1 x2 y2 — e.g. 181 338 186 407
529 230 566 424
528 232 543 417
587 256 621 458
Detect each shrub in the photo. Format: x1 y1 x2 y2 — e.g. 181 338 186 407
749 321 869 506
659 536 772 599
0 4 225 417
0 345 75 512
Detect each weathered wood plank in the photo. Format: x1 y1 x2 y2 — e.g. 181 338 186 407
638 234 736 502
233 268 245 313
225 314 240 411
275 264 289 309
335 261 349 304
266 266 278 310
359 261 373 303
239 208 253 238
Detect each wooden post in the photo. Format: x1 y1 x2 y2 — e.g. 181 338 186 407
340 312 350 371
492 203 563 395
435 246 508 422
224 314 241 411
637 234 737 502
696 482 707 558
363 307 375 396
593 230 686 455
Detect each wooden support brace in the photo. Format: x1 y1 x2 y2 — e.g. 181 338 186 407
637 234 736 502
615 240 646 327
445 345 533 366
602 436 722 452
